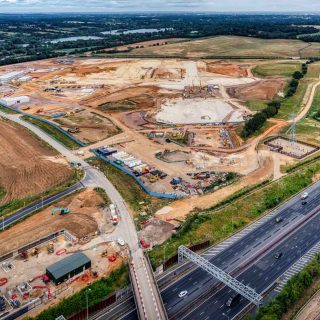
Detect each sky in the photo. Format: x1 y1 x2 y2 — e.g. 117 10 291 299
0 0 320 13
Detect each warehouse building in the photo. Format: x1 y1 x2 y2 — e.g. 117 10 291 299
46 252 91 285
0 96 30 106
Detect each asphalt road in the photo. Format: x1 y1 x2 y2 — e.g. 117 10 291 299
99 181 320 320
2 181 84 229
161 181 320 319
185 209 320 320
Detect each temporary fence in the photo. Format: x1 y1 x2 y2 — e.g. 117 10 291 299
92 150 178 200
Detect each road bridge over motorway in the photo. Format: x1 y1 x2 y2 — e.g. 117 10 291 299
0 111 167 320
90 179 320 320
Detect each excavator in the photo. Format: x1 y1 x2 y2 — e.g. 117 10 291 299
51 208 70 216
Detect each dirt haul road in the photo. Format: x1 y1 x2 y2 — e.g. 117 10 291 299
0 119 72 204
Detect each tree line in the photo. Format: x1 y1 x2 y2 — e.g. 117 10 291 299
240 62 312 139
255 253 320 320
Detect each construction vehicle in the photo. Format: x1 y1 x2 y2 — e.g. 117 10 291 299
101 250 108 257
67 127 80 134
51 207 70 216
31 248 39 256
47 242 54 254
30 274 50 284
19 251 28 259
148 175 159 183
110 204 118 225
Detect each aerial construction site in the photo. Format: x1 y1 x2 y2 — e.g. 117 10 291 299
0 39 320 319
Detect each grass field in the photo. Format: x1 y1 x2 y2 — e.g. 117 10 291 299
245 100 269 112
0 104 19 114
277 81 311 119
253 61 302 77
149 161 320 268
89 159 170 220
308 86 320 116
118 36 320 58
21 116 81 149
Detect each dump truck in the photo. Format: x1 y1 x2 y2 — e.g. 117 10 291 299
47 242 54 254
110 204 118 225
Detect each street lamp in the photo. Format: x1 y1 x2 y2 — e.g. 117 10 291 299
222 313 230 320
86 288 91 320
164 243 167 264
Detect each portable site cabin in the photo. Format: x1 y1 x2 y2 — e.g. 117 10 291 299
46 252 91 285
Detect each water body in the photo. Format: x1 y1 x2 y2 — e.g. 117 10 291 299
101 28 172 35
49 36 102 44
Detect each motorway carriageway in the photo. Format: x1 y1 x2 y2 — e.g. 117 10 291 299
184 206 320 320
115 181 320 320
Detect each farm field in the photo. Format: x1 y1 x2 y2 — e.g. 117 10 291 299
252 61 302 77
121 36 320 58
0 118 72 205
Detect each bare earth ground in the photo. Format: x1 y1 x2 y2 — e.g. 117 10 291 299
0 189 106 255
295 289 320 320
206 61 249 77
227 79 286 101
55 109 120 144
0 119 72 204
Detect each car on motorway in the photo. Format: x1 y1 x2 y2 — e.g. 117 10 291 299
275 217 283 223
301 192 309 200
274 252 283 259
225 293 241 307
301 200 308 205
178 290 188 298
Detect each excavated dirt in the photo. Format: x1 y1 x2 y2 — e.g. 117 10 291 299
206 62 249 77
139 219 174 246
0 189 105 255
55 110 120 143
227 79 286 101
0 119 72 204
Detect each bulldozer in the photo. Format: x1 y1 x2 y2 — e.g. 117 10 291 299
47 242 54 254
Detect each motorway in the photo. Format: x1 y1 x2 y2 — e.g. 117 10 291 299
161 181 320 320
98 180 320 320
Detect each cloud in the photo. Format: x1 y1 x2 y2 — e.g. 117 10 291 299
0 0 320 13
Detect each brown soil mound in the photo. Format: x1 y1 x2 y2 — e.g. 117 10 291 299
206 63 248 77
227 79 285 101
0 189 104 256
0 119 72 204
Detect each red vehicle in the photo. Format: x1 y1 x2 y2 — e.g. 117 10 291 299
140 239 150 249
